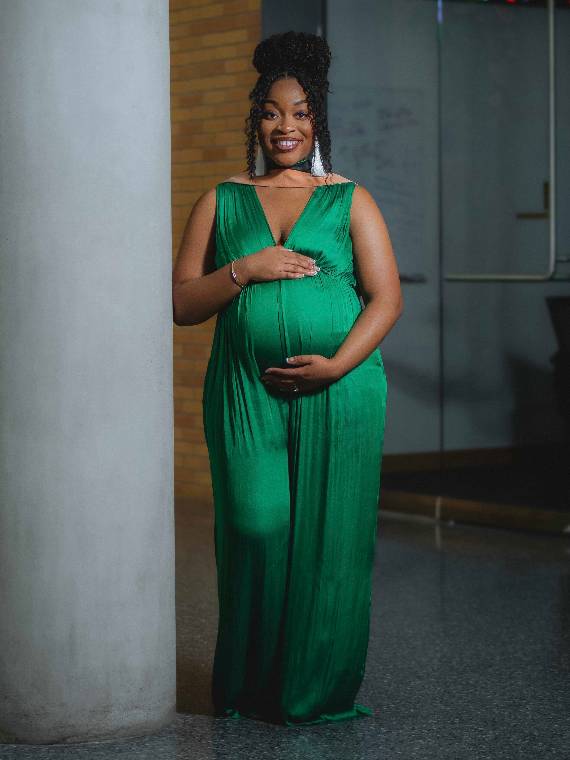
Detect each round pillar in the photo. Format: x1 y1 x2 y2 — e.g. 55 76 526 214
0 0 175 744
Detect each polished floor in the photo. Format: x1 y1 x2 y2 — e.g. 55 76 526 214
2 501 569 759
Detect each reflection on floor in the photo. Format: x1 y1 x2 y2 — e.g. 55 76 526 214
2 502 569 759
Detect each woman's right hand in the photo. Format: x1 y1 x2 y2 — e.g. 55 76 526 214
233 245 320 285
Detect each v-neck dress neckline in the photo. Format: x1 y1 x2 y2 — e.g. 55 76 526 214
222 181 355 249
248 183 325 248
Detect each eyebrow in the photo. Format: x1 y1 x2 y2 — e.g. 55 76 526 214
262 98 307 106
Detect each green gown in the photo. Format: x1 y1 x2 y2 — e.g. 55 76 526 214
202 179 388 726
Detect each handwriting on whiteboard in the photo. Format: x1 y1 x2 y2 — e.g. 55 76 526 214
329 85 425 262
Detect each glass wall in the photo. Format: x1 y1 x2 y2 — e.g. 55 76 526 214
438 0 569 520
325 0 569 529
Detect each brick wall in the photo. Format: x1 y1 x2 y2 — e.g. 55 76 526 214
170 0 261 501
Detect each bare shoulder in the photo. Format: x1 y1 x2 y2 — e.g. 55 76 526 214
351 182 382 213
189 186 217 220
349 183 391 237
179 186 216 242
329 172 353 184
221 170 251 185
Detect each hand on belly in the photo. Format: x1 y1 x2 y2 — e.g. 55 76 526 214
229 276 361 375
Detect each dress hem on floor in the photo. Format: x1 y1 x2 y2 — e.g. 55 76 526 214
214 702 373 727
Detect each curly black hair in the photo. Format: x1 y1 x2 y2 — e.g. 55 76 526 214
244 31 333 179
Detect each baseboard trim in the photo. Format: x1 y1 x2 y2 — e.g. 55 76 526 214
380 489 570 537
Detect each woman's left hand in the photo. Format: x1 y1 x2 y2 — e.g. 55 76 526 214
260 355 341 394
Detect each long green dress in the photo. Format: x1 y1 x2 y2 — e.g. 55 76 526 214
202 179 388 726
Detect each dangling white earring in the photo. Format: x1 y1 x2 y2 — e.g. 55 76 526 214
255 142 265 177
311 137 326 176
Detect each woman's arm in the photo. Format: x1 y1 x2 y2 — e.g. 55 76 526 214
172 188 319 326
172 188 246 326
328 184 403 378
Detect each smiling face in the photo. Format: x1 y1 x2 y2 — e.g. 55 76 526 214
257 76 314 169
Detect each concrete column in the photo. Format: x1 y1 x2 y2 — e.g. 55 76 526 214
0 0 175 744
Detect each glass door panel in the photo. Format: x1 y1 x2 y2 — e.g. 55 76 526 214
439 0 570 520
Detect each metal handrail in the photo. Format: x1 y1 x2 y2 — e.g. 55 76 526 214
400 273 427 283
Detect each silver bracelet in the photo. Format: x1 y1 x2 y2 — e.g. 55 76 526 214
230 260 246 289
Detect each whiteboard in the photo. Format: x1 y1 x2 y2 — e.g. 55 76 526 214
329 84 426 267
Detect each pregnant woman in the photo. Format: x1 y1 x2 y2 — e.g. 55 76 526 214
172 31 403 726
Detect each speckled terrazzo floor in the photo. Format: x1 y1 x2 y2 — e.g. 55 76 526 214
2 503 569 759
